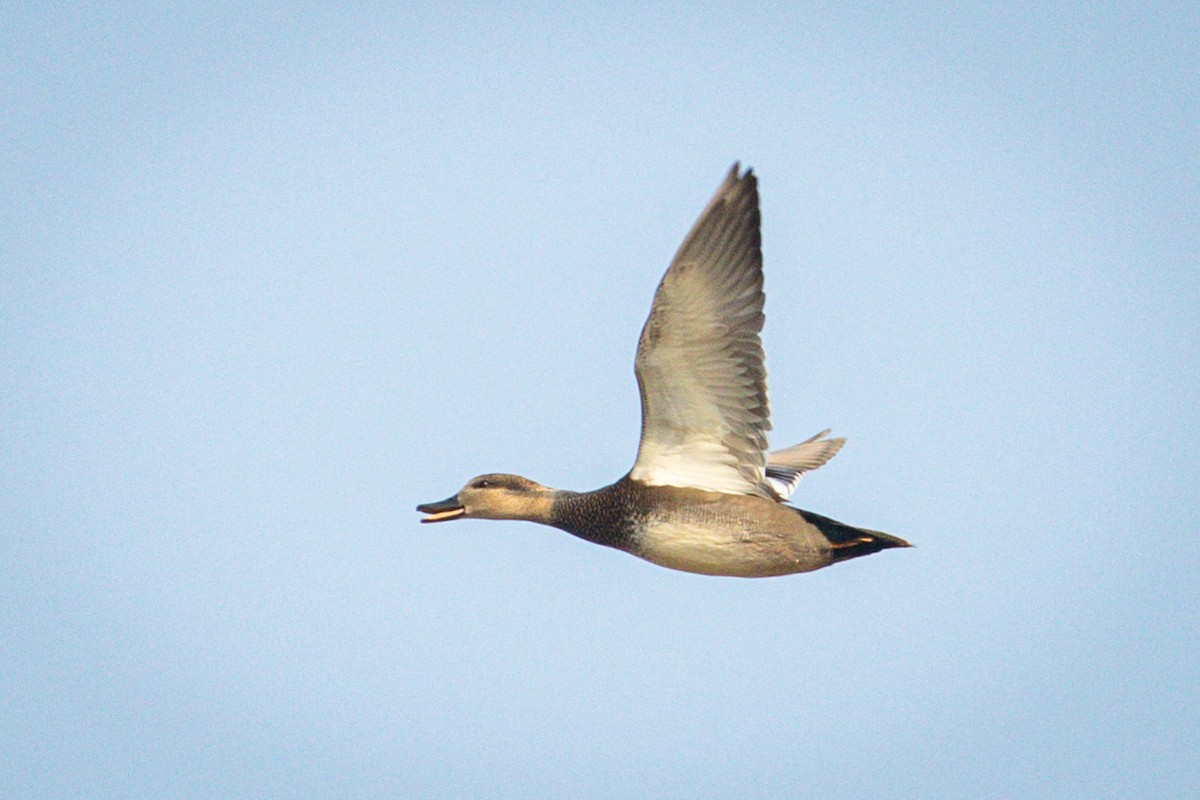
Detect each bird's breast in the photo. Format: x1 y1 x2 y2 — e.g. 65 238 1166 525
631 515 828 577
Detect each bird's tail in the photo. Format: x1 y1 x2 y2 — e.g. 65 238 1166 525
793 508 912 563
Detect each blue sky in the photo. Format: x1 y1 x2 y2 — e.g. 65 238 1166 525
3 3 1197 797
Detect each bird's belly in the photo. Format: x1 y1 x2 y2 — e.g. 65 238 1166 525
632 519 827 578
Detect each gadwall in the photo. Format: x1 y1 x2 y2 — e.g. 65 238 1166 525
418 165 910 577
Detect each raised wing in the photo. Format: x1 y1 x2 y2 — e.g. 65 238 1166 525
628 164 772 497
764 430 846 500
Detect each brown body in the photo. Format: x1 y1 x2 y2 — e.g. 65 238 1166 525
419 474 908 578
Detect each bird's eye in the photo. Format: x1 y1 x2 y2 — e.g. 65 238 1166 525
476 479 491 488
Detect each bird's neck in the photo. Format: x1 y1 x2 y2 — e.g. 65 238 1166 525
546 481 637 551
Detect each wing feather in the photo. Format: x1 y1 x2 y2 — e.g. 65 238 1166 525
629 165 773 497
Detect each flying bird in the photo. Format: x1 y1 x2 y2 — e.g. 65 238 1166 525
418 165 909 576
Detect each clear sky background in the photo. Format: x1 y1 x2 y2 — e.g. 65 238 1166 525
3 3 1197 798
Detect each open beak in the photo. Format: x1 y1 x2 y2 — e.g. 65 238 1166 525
417 495 466 523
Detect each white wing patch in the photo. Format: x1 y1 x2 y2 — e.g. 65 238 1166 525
630 440 756 496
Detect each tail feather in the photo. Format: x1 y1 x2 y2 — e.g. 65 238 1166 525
794 508 912 563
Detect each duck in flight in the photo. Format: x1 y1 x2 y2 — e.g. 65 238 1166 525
418 165 910 577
